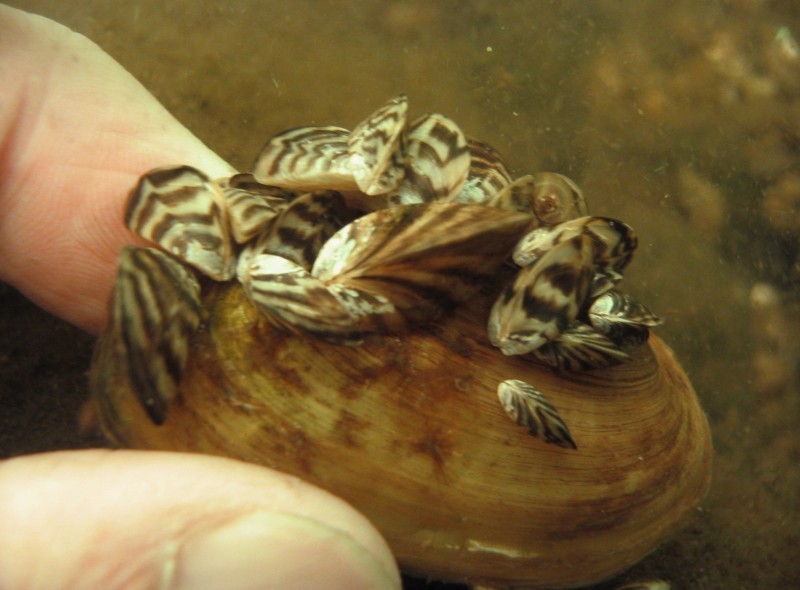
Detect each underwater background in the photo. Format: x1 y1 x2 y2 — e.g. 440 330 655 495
1 1 798 588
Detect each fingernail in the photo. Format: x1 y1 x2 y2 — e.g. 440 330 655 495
166 511 400 590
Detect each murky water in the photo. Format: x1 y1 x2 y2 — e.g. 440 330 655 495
2 1 798 588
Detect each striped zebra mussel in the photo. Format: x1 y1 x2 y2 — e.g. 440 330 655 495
118 95 660 444
90 96 711 588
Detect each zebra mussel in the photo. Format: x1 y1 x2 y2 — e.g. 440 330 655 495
117 95 660 446
89 96 711 588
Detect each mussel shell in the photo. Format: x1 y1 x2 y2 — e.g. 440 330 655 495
90 276 711 589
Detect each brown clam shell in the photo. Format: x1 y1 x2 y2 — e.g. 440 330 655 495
89 277 712 589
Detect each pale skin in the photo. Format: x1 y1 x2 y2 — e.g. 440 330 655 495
0 6 400 590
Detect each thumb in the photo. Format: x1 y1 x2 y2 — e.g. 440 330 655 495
0 450 400 590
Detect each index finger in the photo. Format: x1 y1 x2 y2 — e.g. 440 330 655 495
0 5 234 333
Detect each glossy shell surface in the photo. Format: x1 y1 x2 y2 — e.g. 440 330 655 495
91 272 712 589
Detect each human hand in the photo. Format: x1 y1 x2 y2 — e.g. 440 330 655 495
0 450 400 590
0 6 400 589
0 4 235 334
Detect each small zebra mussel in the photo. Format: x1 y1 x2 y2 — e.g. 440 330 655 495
90 96 712 589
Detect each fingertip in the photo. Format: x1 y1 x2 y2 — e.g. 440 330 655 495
0 5 235 333
172 510 399 590
0 450 400 590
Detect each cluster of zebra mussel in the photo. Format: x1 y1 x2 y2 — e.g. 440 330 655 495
119 95 660 448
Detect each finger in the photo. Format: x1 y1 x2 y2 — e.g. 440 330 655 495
0 449 400 590
0 6 235 333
